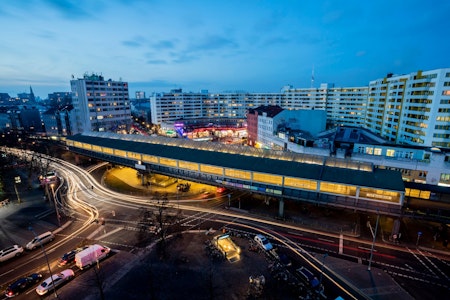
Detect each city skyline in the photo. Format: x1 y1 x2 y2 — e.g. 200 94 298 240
1 0 449 98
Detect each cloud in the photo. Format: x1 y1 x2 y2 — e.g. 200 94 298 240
152 40 177 50
171 52 198 64
186 35 238 53
146 59 167 65
122 40 143 48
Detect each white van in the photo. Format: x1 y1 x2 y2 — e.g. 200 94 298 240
26 231 55 250
75 244 111 270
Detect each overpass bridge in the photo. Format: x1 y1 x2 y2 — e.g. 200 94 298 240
66 132 405 217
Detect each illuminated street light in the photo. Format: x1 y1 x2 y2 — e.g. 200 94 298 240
14 176 21 204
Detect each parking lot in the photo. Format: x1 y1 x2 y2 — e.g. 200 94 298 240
89 231 306 300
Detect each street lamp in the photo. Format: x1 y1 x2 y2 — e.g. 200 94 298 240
28 226 58 299
50 184 61 227
14 176 21 204
368 210 380 271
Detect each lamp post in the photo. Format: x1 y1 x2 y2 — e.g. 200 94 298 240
28 226 58 299
50 184 61 227
368 210 380 271
14 176 21 204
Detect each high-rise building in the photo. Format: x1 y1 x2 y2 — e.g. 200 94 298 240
367 68 450 148
150 67 449 148
71 73 131 134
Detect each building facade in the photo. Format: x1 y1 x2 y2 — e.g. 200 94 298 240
367 68 450 148
71 73 131 134
149 68 449 149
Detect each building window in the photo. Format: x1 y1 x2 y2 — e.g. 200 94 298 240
374 148 382 155
386 149 395 157
365 147 374 155
440 173 450 182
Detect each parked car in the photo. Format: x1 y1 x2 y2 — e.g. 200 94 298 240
254 234 273 251
58 246 88 267
5 273 42 298
0 245 24 263
296 266 320 289
35 269 75 296
277 251 292 267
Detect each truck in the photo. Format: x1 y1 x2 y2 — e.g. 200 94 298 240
212 233 241 262
75 244 111 270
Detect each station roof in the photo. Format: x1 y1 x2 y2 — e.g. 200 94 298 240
67 133 405 192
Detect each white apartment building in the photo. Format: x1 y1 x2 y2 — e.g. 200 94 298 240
150 68 449 149
326 86 368 127
367 68 450 148
280 84 328 110
71 73 131 134
151 85 368 129
150 89 281 124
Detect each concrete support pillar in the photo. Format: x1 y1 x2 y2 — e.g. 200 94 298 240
278 198 285 218
140 172 145 186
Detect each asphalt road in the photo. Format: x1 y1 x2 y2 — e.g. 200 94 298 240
1 150 449 299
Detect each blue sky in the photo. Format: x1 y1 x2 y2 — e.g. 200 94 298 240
1 0 449 99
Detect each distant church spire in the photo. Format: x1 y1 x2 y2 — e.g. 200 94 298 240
29 86 35 101
311 65 315 88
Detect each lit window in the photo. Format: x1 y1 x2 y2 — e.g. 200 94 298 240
365 147 374 155
386 149 395 157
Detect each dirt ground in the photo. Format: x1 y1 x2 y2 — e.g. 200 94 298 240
102 232 299 300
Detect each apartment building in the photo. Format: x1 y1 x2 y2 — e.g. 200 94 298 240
71 73 131 134
150 84 367 129
150 68 449 149
150 89 281 124
367 68 450 148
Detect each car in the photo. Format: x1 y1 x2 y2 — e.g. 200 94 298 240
5 273 42 298
58 249 78 267
216 187 227 193
0 245 24 263
57 247 88 267
26 231 55 250
277 251 292 267
254 234 273 251
35 269 75 296
296 266 320 289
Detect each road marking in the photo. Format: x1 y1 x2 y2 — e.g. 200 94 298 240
287 231 303 236
0 269 15 277
87 226 105 239
406 247 438 277
318 237 335 243
358 246 376 252
96 227 124 240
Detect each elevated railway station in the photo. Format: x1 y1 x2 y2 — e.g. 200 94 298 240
66 132 405 216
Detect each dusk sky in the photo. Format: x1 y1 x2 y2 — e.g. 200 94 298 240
1 0 449 99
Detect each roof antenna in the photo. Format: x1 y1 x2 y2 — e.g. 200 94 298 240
311 65 315 88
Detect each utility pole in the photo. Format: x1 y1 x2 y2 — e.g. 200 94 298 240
50 184 61 227
29 226 58 299
14 176 21 203
368 211 380 271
